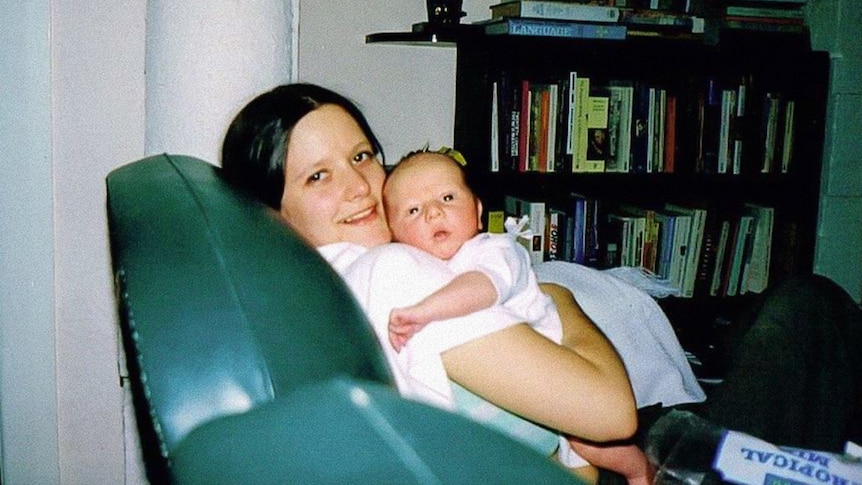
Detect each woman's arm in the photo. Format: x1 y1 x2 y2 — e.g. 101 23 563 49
440 283 637 442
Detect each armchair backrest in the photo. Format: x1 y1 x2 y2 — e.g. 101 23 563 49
106 154 392 468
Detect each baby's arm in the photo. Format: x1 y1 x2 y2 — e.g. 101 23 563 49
389 270 497 352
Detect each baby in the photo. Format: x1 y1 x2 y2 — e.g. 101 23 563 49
383 148 654 485
383 148 562 353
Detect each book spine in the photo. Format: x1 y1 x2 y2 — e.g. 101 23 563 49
664 94 677 173
606 87 623 172
669 216 690 292
547 208 564 260
630 82 651 173
619 9 700 30
566 72 578 157
525 200 547 265
655 214 675 279
741 204 774 293
487 210 506 234
517 1 621 23
761 93 780 173
653 88 666 172
725 6 805 19
496 71 518 172
491 81 500 172
645 87 656 172
572 77 591 172
722 19 808 32
717 89 735 174
487 18 627 40
519 80 531 172
699 79 721 174
693 216 718 297
585 94 609 172
528 84 546 171
710 220 731 296
780 100 795 173
572 197 587 263
585 198 600 266
549 79 569 172
539 86 551 172
725 215 754 297
684 209 706 297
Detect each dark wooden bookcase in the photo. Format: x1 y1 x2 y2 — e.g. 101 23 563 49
369 27 830 370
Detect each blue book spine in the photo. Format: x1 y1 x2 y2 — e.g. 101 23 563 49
485 18 627 40
572 197 587 263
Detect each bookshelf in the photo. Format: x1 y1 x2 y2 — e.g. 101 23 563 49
368 22 829 370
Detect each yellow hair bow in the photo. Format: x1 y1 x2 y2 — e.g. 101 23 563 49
437 146 467 167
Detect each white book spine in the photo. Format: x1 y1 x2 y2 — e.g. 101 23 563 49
491 81 500 172
518 1 621 23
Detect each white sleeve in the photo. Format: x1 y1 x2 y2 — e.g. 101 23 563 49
534 261 707 408
338 243 523 409
449 234 532 306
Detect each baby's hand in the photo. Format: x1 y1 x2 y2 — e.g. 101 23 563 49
388 307 429 352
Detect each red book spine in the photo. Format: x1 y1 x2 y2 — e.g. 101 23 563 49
518 79 531 172
664 94 677 173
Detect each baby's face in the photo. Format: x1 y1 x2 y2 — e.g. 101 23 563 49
384 153 482 260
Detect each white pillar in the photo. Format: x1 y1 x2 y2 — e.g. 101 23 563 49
146 0 295 164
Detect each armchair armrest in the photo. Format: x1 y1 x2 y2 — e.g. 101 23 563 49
171 377 579 484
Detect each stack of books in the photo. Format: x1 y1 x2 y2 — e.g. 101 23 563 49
478 0 710 40
720 0 808 34
478 0 629 40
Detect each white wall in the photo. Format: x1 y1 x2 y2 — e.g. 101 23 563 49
146 1 295 163
1 1 297 483
0 2 59 483
296 0 493 162
51 1 148 482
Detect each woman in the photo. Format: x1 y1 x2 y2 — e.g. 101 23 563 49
222 83 657 481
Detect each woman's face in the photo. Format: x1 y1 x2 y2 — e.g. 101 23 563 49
279 104 391 248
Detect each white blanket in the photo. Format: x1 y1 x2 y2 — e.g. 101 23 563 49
534 261 706 408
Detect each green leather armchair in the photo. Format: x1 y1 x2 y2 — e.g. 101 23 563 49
106 154 579 484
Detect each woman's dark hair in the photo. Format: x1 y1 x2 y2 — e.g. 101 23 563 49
221 83 384 209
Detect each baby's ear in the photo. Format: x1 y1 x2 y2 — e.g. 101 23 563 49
476 199 484 231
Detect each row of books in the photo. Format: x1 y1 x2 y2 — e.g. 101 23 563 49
696 79 797 175
496 194 776 298
490 71 798 175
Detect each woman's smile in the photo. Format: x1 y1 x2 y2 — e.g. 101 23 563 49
342 206 375 224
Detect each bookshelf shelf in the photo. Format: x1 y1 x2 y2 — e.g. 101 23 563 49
365 23 481 47
365 31 458 47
